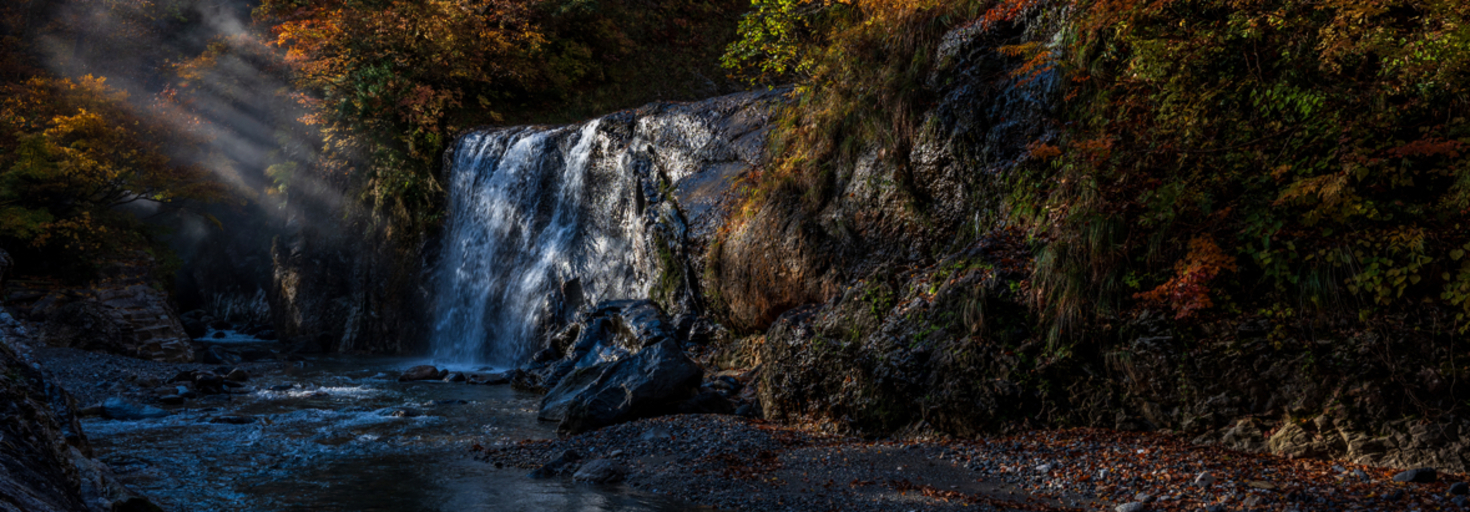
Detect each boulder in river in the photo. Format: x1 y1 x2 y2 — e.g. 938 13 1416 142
539 338 702 435
398 365 444 382
101 398 169 420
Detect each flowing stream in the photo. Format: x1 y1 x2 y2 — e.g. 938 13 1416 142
85 344 698 511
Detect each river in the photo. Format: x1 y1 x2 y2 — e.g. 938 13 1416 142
81 349 699 511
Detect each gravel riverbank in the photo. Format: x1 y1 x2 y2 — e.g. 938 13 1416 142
35 345 284 407
479 415 1470 512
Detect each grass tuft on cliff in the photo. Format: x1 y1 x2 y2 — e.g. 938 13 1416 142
725 0 1470 346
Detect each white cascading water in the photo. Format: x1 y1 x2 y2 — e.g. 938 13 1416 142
430 121 647 367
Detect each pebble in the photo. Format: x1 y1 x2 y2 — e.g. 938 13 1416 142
1194 471 1216 486
1115 502 1146 512
1449 482 1468 496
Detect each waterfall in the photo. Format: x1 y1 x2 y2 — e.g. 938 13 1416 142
430 121 646 367
427 90 779 368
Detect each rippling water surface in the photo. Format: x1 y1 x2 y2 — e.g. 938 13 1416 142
83 352 698 512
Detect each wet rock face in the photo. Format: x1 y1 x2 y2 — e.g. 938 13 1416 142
705 21 1053 334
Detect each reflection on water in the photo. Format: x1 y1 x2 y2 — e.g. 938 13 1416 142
84 353 698 512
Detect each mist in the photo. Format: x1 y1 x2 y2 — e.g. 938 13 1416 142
28 0 348 311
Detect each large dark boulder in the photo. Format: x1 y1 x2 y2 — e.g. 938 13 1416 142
539 338 703 435
527 300 682 392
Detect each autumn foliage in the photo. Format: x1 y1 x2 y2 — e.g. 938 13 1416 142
0 0 231 276
252 0 746 233
727 0 1470 340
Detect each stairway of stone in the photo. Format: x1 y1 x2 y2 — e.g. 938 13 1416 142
3 252 194 363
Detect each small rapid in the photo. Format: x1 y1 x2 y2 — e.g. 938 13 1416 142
83 352 696 512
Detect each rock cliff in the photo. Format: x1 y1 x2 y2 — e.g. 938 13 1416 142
0 311 158 512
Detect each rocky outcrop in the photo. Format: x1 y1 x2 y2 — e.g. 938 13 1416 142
8 254 193 363
525 301 703 434
0 310 159 512
540 337 703 435
268 210 433 355
704 19 1052 334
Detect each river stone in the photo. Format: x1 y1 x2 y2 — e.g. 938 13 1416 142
1449 482 1468 495
102 398 169 420
225 369 249 382
1393 468 1437 483
572 459 627 484
398 365 441 382
539 338 703 435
